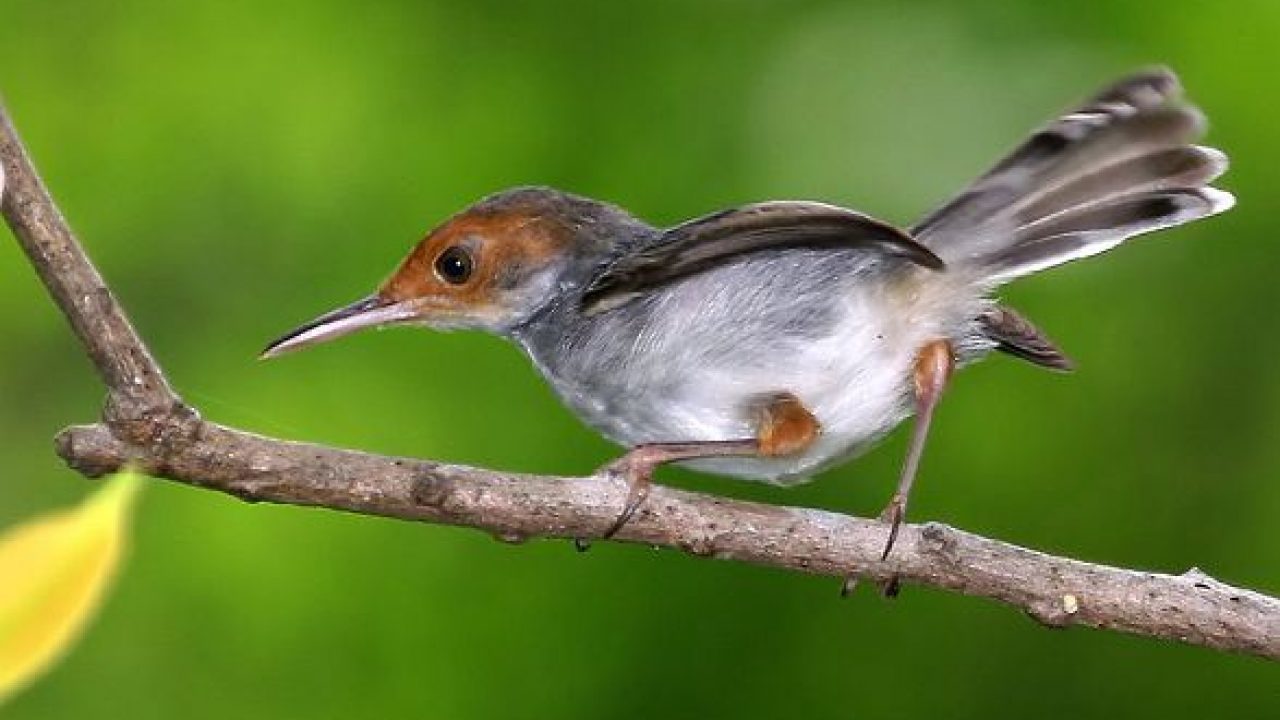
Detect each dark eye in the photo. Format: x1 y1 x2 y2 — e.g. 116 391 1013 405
434 246 474 284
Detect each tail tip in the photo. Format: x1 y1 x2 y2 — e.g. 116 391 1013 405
1202 187 1236 215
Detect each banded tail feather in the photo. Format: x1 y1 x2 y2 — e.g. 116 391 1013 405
912 67 1233 371
913 67 1232 278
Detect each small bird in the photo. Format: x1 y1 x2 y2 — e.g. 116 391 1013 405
264 68 1233 566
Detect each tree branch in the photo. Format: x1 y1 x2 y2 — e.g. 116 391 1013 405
2 101 1277 661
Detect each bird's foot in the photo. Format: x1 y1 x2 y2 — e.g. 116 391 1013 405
574 440 759 551
873 492 909 597
841 494 910 597
839 574 859 597
878 493 907 561
598 450 657 540
572 450 656 551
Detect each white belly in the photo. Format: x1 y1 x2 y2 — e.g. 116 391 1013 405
596 291 926 484
517 252 988 485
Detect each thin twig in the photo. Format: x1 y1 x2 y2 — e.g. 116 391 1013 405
0 108 177 421
2 101 1277 660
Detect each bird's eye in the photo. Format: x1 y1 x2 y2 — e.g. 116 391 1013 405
434 246 474 285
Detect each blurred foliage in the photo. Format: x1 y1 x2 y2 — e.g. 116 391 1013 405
1 1 1278 718
0 473 140 706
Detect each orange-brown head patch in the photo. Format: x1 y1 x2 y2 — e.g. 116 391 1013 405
260 186 643 357
379 204 574 330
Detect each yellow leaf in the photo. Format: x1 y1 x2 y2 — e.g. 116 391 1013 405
0 472 142 705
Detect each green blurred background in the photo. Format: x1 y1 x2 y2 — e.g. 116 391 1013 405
2 0 1278 717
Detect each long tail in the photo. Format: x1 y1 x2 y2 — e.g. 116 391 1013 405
912 67 1234 369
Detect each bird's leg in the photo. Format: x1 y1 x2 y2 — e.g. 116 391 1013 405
590 392 820 542
879 339 955 556
841 339 955 597
594 440 758 541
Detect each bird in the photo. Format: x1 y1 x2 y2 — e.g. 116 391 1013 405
263 68 1233 571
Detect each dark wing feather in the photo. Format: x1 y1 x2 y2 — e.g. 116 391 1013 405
581 201 941 315
979 305 1074 372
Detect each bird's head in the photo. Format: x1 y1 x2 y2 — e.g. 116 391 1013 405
262 187 635 358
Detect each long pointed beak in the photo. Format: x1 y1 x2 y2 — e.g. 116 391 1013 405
260 295 419 359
